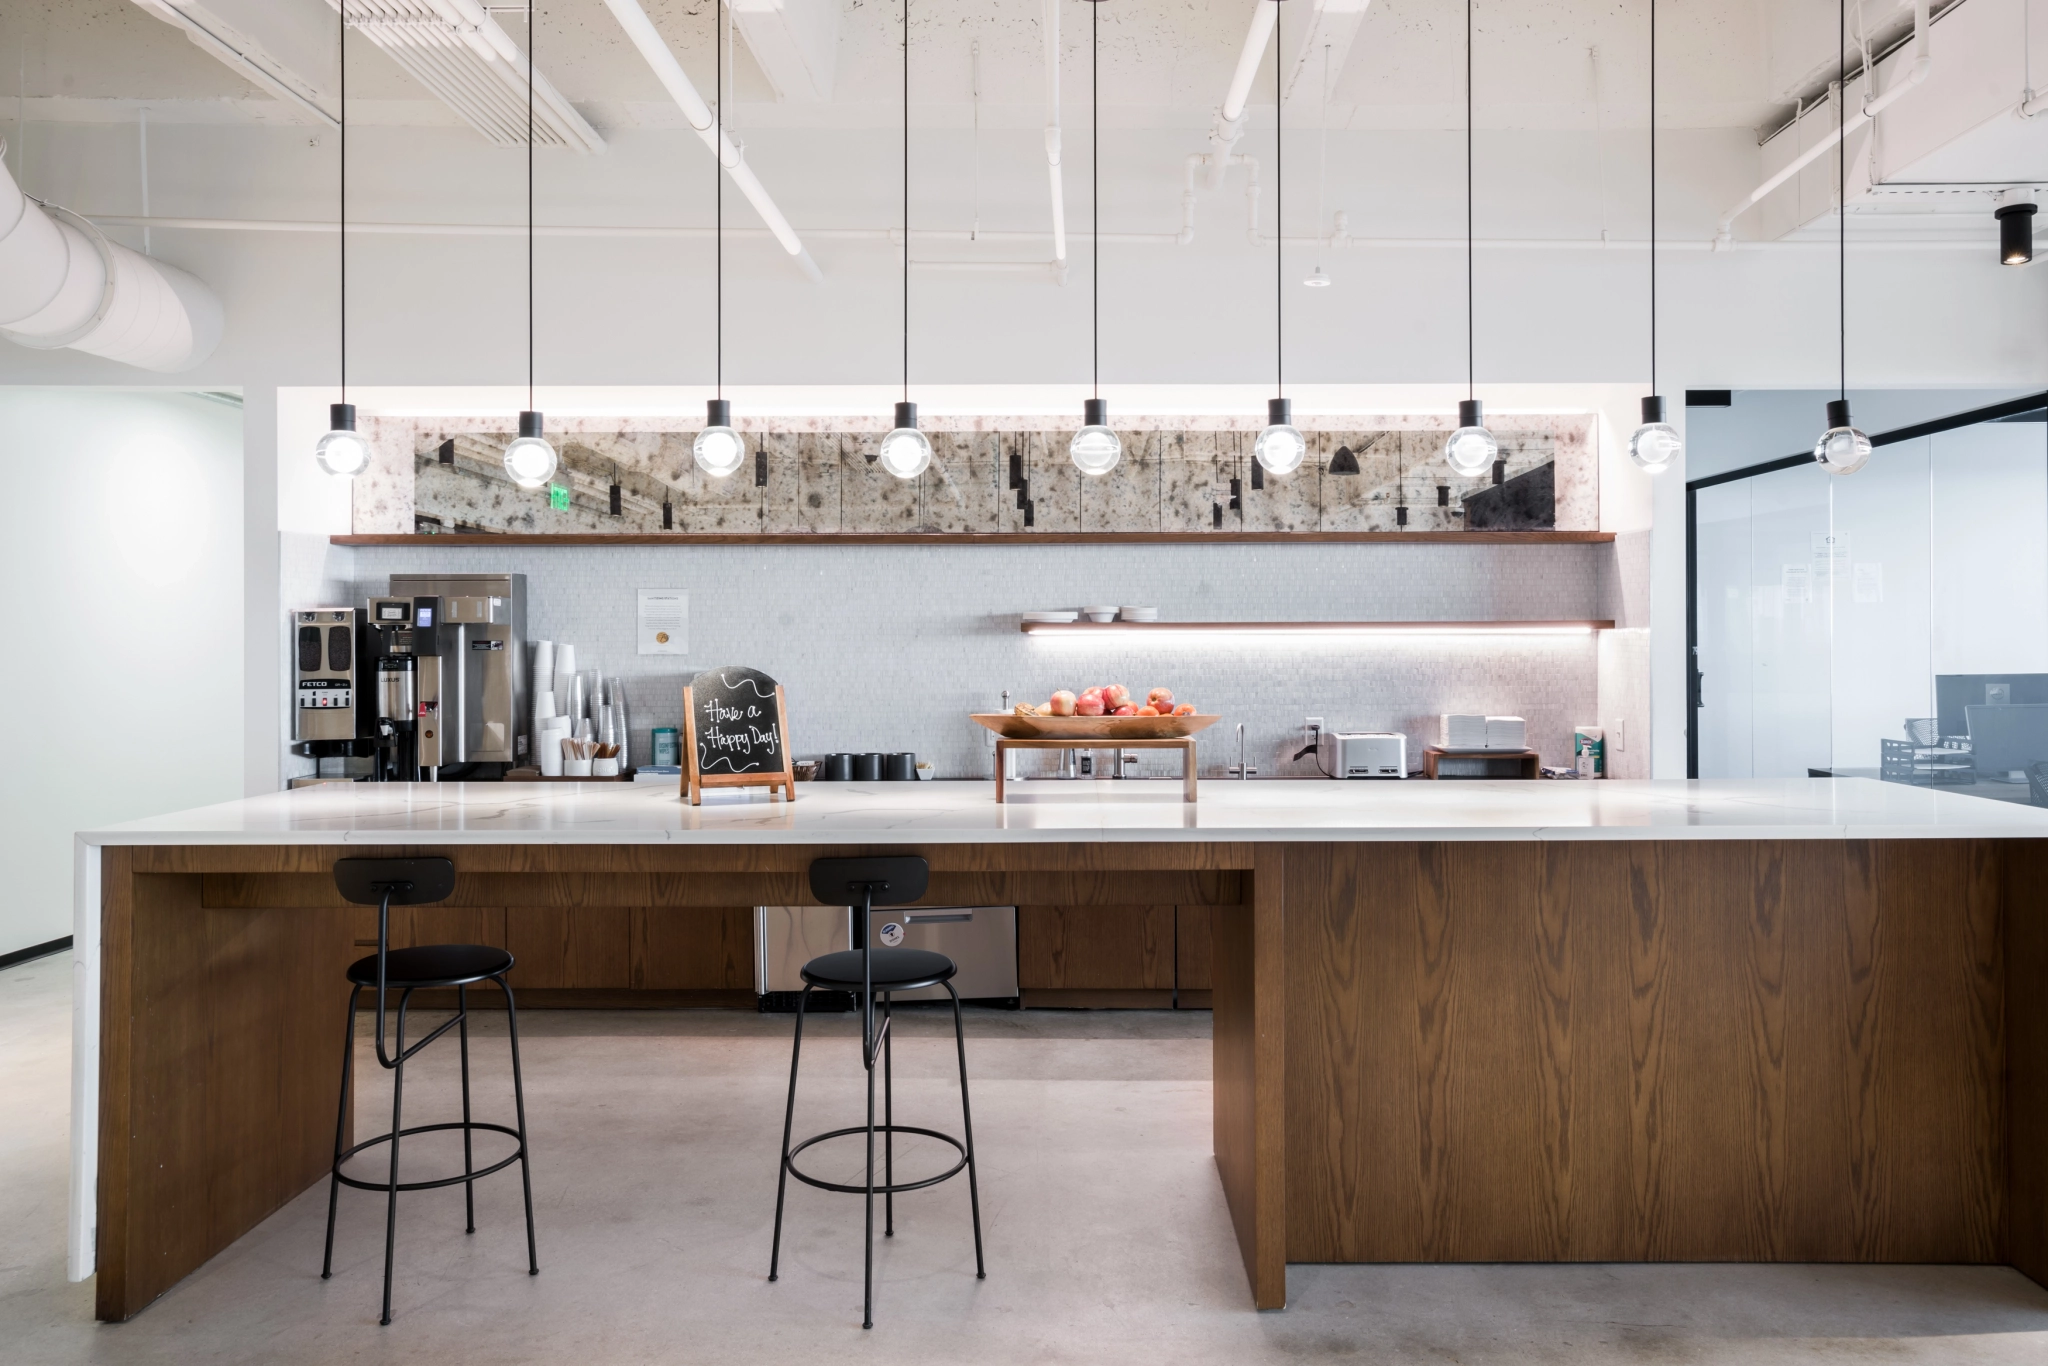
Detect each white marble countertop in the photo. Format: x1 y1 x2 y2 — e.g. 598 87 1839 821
73 777 2048 846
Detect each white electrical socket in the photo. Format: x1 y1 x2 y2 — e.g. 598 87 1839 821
1305 716 1325 737
1612 719 1626 752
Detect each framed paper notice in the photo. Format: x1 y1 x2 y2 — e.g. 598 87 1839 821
637 589 688 656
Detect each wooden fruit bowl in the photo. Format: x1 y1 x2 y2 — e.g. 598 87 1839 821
969 713 1221 741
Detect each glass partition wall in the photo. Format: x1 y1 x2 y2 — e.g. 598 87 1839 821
1689 395 2048 803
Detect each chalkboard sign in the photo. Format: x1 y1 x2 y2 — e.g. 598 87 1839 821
681 665 795 805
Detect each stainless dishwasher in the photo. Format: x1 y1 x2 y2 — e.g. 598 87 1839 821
755 905 1018 1007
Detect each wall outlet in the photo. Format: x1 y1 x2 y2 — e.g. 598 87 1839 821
1610 719 1626 752
1305 716 1325 736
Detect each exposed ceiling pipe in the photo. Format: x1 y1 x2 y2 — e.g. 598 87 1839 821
600 0 822 282
133 1 338 128
90 212 1995 252
1715 0 1931 247
0 150 223 371
1202 0 1278 192
1043 0 1068 265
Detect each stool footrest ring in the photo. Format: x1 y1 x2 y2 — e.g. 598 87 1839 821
784 1124 968 1196
332 1120 526 1193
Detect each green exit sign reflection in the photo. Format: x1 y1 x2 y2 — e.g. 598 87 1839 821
548 484 570 511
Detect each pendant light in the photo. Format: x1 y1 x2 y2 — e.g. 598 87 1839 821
503 3 558 491
1813 0 1871 476
1069 0 1121 477
693 0 744 478
878 0 932 481
314 5 370 479
1627 0 1680 473
1442 0 1497 479
1254 0 1305 477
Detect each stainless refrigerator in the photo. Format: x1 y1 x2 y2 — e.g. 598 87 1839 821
755 905 1018 1005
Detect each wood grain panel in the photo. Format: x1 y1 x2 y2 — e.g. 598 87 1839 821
1176 905 1213 992
632 907 754 989
98 869 353 1320
2005 839 2048 1287
1213 848 1286 1308
207 869 1240 910
1018 905 1174 991
1285 839 2007 1267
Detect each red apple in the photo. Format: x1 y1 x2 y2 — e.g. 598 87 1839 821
1147 687 1174 709
1075 694 1106 716
1048 690 1077 716
1111 704 1137 717
1103 684 1132 709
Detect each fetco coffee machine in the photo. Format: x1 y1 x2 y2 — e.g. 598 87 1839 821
291 573 527 781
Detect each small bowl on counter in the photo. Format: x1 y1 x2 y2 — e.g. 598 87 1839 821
1081 605 1119 622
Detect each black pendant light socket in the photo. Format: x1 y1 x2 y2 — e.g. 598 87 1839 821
1640 395 1667 425
662 499 674 530
706 398 732 428
1825 398 1853 429
609 482 622 516
1084 397 1109 428
518 410 544 440
1250 461 1265 491
1998 202 2036 265
894 401 919 430
331 402 358 432
754 448 768 487
1458 398 1484 428
1268 397 1292 427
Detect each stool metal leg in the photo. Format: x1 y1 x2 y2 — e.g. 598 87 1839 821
883 990 894 1238
459 983 475 1235
500 976 539 1276
863 992 876 1331
322 984 363 1280
380 988 413 1325
768 983 812 1282
948 982 986 1279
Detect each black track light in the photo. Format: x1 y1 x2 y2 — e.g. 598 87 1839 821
1998 202 2036 266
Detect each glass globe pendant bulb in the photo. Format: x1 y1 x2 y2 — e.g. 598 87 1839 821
693 399 744 478
1070 398 1121 476
1628 396 1682 473
314 402 370 478
1254 398 1306 475
1443 398 1498 477
1814 399 1872 476
877 400 932 480
503 410 559 489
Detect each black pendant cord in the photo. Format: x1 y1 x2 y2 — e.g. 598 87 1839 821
1837 0 1847 404
1465 0 1474 402
527 1 536 412
902 0 910 404
715 0 722 400
1092 0 1099 400
1274 0 1282 400
1648 0 1656 399
338 1 346 404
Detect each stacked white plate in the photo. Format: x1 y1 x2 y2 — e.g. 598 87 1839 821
1022 610 1079 623
1081 605 1119 622
1119 606 1159 622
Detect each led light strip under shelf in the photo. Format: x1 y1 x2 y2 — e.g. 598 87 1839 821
1019 620 1613 637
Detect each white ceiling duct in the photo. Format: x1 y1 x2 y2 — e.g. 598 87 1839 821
0 149 223 372
332 0 606 153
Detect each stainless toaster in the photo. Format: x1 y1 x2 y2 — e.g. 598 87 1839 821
1318 731 1408 778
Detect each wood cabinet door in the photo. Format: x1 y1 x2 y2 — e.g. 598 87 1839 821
632 907 756 989
1018 905 1176 991
1175 904 1213 992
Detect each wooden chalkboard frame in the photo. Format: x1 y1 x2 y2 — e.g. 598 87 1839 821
681 676 795 805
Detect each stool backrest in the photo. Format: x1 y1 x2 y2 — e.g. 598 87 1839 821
808 856 928 907
335 858 455 1070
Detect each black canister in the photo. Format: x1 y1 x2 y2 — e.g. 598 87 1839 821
883 751 917 781
822 753 854 782
853 752 885 782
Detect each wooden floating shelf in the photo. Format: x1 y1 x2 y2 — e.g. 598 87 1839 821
1018 619 1616 635
331 530 1615 547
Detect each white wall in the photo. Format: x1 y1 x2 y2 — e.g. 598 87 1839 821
0 388 244 956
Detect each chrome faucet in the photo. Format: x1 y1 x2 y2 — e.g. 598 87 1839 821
1227 722 1258 780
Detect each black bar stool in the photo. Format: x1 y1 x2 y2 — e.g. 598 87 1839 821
322 857 538 1324
770 855 986 1328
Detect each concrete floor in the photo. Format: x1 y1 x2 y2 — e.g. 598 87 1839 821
6 952 2048 1364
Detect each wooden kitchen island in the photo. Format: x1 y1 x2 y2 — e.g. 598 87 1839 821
69 778 2048 1320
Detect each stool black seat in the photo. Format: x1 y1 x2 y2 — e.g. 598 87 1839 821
322 857 537 1325
346 944 514 989
800 947 955 992
770 857 986 1329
